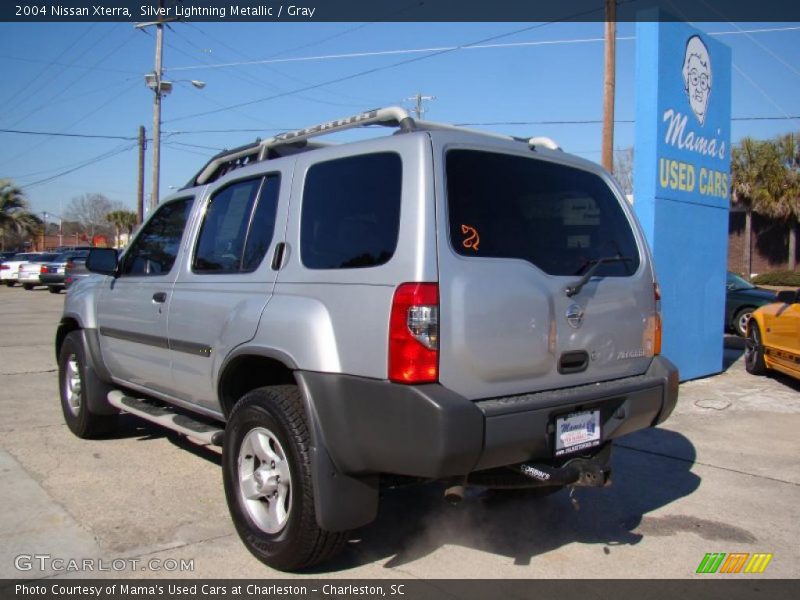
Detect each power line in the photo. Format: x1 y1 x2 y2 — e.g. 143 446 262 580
8 27 138 128
165 4 613 124
2 117 793 152
0 128 138 140
164 25 800 73
3 80 141 168
1 24 97 109
176 24 383 110
4 114 799 144
21 143 138 189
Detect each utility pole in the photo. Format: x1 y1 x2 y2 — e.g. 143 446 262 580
136 0 176 210
407 92 436 119
137 125 146 224
151 11 164 209
601 0 617 172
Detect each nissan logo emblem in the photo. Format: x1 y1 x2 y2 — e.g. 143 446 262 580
566 304 584 329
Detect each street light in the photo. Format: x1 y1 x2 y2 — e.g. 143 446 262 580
144 47 205 210
145 71 206 210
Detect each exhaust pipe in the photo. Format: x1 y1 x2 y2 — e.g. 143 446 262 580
444 484 466 504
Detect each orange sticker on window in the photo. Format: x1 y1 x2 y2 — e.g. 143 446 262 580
461 224 480 251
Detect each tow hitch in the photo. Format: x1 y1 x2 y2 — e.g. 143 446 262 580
517 447 612 489
518 459 609 488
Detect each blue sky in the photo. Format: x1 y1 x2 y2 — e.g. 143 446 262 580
1 20 798 219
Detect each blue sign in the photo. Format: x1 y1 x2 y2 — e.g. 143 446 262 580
634 19 732 381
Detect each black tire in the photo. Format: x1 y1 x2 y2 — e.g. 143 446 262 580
48 286 62 294
733 307 754 337
223 386 348 571
22 284 33 290
744 321 767 375
58 331 118 438
3 280 14 287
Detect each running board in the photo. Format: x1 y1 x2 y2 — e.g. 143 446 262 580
107 391 224 446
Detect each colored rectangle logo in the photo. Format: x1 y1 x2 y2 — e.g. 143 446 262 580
697 553 773 574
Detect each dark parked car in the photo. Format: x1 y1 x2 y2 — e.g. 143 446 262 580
64 254 91 290
41 250 90 294
0 251 17 261
726 272 777 337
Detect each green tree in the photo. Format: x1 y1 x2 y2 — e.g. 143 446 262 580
106 209 138 248
0 179 40 250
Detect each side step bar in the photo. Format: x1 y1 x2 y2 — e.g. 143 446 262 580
107 391 224 446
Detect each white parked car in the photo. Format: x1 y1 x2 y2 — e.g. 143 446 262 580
0 252 46 287
18 253 59 290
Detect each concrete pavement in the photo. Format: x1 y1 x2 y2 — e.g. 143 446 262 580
0 285 797 579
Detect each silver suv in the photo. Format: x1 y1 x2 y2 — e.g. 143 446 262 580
56 107 678 571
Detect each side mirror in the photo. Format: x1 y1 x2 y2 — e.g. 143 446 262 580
776 289 799 304
86 248 119 277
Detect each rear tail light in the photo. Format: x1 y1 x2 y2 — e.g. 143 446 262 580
40 265 47 274
66 261 74 269
0 265 7 270
388 283 439 384
645 281 663 356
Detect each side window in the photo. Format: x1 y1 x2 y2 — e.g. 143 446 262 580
244 174 281 270
301 153 402 269
119 198 193 277
193 175 280 273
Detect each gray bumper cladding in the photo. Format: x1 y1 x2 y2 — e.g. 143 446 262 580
297 355 679 479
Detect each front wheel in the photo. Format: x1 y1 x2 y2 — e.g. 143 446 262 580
58 331 118 438
222 386 348 571
744 321 767 375
22 283 33 290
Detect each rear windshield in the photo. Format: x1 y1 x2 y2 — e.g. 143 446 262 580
446 150 640 277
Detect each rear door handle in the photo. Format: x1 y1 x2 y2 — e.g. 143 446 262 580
152 292 167 303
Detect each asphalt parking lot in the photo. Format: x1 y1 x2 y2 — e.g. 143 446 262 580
0 284 798 580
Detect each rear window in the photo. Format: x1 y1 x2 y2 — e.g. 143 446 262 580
446 150 640 277
301 152 402 270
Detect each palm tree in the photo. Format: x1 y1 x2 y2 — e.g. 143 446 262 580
731 135 800 273
732 138 769 276
0 179 40 250
106 209 138 248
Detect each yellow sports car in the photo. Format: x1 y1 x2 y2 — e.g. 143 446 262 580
745 289 800 379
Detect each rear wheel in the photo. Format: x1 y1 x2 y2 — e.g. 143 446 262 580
733 307 754 337
58 331 118 438
222 386 348 571
3 280 14 287
744 321 767 375
48 286 62 294
22 283 33 290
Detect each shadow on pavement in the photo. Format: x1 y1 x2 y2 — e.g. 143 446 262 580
311 428 705 573
722 334 745 371
103 414 223 465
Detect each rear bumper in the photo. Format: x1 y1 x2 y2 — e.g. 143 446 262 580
40 273 65 286
297 356 679 479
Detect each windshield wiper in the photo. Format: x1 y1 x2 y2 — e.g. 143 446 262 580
565 256 634 297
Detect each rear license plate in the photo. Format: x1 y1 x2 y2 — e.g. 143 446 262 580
554 410 601 456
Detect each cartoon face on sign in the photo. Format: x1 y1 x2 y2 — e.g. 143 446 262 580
682 35 712 125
